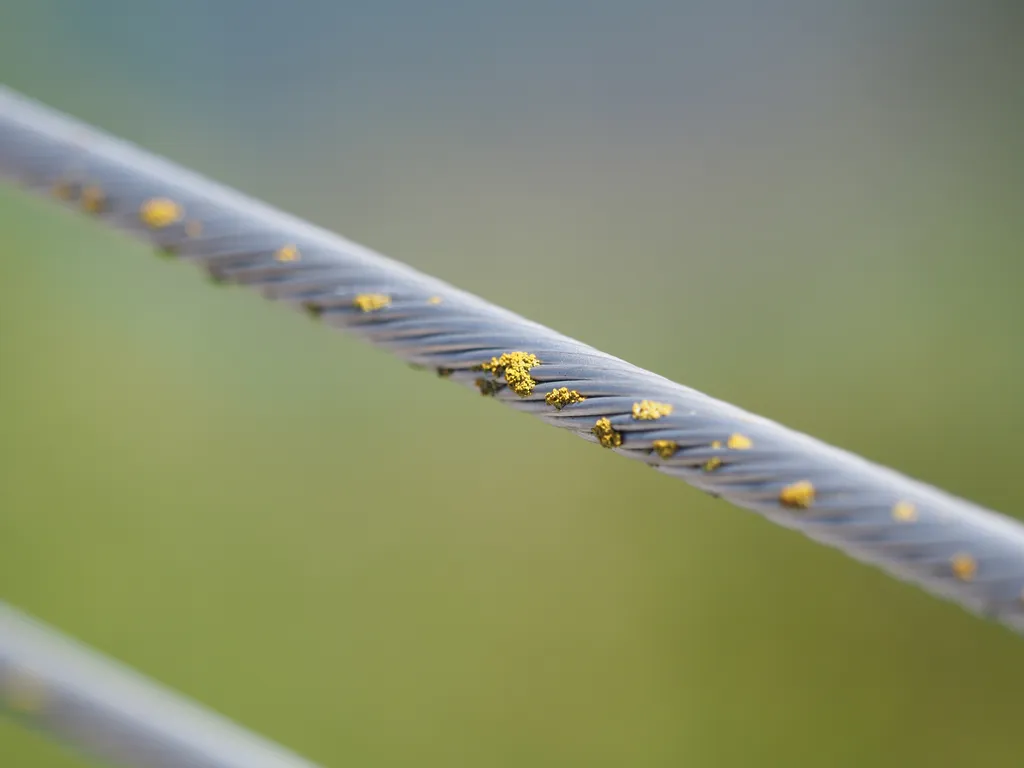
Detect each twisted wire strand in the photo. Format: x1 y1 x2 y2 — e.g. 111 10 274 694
0 602 322 768
2 86 1023 634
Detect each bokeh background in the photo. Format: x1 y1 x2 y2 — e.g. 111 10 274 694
2 2 1023 766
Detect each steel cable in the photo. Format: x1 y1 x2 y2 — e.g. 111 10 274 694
2 85 1023 635
0 602 322 767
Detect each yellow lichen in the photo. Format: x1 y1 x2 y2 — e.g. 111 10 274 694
80 185 105 214
632 400 673 420
592 417 623 448
545 387 586 409
951 553 977 582
479 352 541 397
727 433 753 450
353 293 391 312
275 244 300 263
427 296 443 305
703 457 722 472
892 501 917 523
139 197 183 228
185 219 204 238
711 440 722 449
779 481 816 509
652 439 678 458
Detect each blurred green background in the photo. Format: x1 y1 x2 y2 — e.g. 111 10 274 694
2 2 1023 766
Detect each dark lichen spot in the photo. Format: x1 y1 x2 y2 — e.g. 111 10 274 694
81 185 106 214
475 377 504 396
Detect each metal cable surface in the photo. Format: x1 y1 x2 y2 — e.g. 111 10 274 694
0 602 322 768
2 85 1023 634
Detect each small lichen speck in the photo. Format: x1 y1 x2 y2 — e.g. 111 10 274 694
727 433 753 450
545 387 585 409
353 293 391 312
51 179 76 201
779 481 816 509
427 296 443 305
81 185 105 214
703 457 722 472
139 198 183 228
592 417 623 448
632 400 673 420
892 501 917 523
951 553 977 582
275 244 300 263
3 669 47 714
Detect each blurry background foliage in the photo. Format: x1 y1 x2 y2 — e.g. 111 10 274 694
1 2 1023 766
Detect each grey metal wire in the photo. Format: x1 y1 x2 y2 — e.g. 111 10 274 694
0 602 322 767
2 85 1023 636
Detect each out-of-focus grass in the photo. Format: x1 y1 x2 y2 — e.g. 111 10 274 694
3 3 1024 766
2 169 1023 766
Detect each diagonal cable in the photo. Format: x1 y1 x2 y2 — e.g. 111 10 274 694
0 602 322 767
1 85 1022 635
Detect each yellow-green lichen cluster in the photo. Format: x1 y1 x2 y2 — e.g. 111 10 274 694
545 387 585 410
479 352 540 397
592 417 623 448
632 400 673 420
